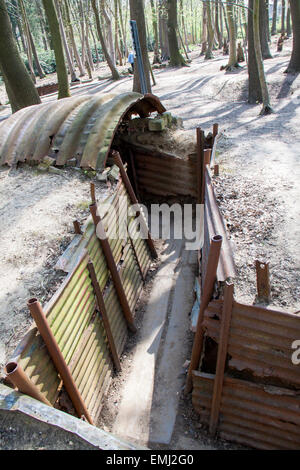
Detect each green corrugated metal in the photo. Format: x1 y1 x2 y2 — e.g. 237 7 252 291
0 92 165 169
7 178 153 421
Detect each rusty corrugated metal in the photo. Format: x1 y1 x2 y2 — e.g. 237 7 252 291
0 92 165 170
192 371 300 450
134 151 197 197
202 168 236 286
202 299 300 388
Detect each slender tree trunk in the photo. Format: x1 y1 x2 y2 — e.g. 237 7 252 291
29 30 46 79
215 0 223 49
286 6 292 37
42 0 70 98
64 0 85 76
260 0 272 59
54 0 78 82
281 0 286 34
253 0 273 114
271 0 278 35
150 0 161 64
159 0 170 60
0 0 41 112
225 0 239 69
205 2 214 59
129 0 152 92
248 0 262 103
118 0 128 57
200 3 207 55
285 0 300 73
18 0 36 83
91 0 120 80
101 0 115 66
166 0 186 66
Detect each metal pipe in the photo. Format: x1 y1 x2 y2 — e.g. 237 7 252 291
27 298 94 424
87 260 121 371
5 362 52 407
209 281 234 436
185 234 223 394
112 150 158 259
89 203 137 332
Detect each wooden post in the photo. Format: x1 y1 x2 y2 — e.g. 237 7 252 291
87 260 121 372
209 282 234 436
214 164 219 177
73 220 82 234
185 235 223 394
90 182 96 204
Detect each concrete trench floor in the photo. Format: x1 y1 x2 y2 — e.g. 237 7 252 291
112 236 197 447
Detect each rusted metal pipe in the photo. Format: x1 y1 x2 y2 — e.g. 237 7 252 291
112 150 157 259
185 234 223 394
255 260 271 303
5 362 52 407
90 182 96 204
196 127 205 204
87 260 121 372
27 298 94 424
213 123 219 139
89 202 137 332
209 281 234 436
73 220 82 234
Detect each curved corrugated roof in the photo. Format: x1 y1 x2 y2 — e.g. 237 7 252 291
0 92 165 170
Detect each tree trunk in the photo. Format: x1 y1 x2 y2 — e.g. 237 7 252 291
200 3 207 55
215 0 223 49
205 2 214 60
248 0 262 103
286 6 292 37
64 0 85 76
271 0 278 35
18 0 36 83
159 0 170 60
260 0 272 59
281 0 286 34
166 0 186 66
114 0 123 66
118 0 128 57
100 0 116 66
29 29 46 79
0 0 41 112
225 0 239 70
129 0 152 92
150 0 161 64
54 0 78 82
253 0 273 114
91 0 120 80
285 0 300 73
42 0 70 98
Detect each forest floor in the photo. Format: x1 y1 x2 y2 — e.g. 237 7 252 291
0 37 299 449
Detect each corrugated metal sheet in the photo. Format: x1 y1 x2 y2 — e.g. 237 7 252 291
202 299 300 388
134 151 197 197
0 92 165 170
8 177 153 421
202 168 236 286
192 371 300 450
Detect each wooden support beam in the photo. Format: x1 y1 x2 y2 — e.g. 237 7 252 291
255 260 271 303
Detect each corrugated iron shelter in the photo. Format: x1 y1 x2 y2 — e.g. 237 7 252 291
0 92 165 170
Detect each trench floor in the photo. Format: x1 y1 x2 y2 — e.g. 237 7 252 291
112 236 197 447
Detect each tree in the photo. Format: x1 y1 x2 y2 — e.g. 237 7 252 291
259 0 272 59
167 0 186 66
158 0 170 61
0 0 41 112
205 2 214 60
253 0 273 114
281 0 286 34
285 0 300 73
271 0 278 35
129 0 152 92
42 0 70 98
91 0 120 80
224 0 239 70
54 0 78 82
150 0 161 64
248 0 262 103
